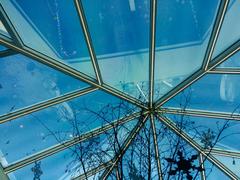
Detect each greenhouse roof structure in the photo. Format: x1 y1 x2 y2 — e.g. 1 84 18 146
0 0 240 179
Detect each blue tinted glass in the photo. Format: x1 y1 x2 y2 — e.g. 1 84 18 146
166 114 240 151
0 90 138 163
164 74 240 113
1 0 95 77
81 0 150 100
213 0 240 58
7 119 137 179
0 45 7 51
0 54 87 116
154 0 220 100
217 50 240 68
204 160 230 180
213 155 240 177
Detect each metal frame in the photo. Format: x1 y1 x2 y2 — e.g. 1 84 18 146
4 111 145 174
150 114 163 180
74 0 102 85
155 114 239 179
0 87 98 124
100 115 149 180
0 0 240 179
199 154 206 180
201 0 229 70
0 165 9 180
159 107 240 121
209 68 240 74
149 0 157 108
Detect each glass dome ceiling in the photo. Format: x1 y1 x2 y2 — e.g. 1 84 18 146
0 0 240 179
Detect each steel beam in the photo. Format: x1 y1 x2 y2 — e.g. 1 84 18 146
74 0 102 85
150 114 163 180
72 161 112 180
149 0 157 108
205 148 240 159
4 111 145 174
155 40 240 108
155 114 239 179
199 154 206 180
209 68 240 74
100 115 149 180
0 37 146 109
159 107 240 121
0 87 98 124
0 4 23 47
201 0 230 70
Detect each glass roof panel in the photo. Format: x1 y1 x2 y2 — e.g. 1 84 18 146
213 0 240 59
0 44 7 51
6 119 138 180
165 114 240 151
204 159 230 179
81 0 150 99
213 155 240 177
164 74 240 113
0 0 95 77
0 54 87 116
217 50 240 68
0 90 138 164
154 0 220 100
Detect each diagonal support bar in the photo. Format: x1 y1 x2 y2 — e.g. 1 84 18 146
150 114 163 180
155 40 240 108
202 0 230 70
0 4 23 47
0 87 98 124
100 114 149 180
73 161 112 180
155 114 239 179
149 0 157 108
74 0 103 85
4 111 146 174
159 107 240 121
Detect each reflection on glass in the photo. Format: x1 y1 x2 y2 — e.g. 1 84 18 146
164 74 240 113
7 119 137 179
0 90 138 164
0 54 87 116
154 0 220 100
81 0 150 100
213 0 240 58
0 20 9 37
204 160 229 179
1 0 95 77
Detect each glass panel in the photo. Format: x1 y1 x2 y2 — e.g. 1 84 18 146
213 155 240 177
81 0 150 100
213 0 240 58
0 90 138 164
0 54 87 116
164 74 240 113
165 114 240 151
7 119 137 180
0 20 10 37
154 0 220 100
1 0 95 77
217 50 240 68
204 159 230 180
155 119 202 180
0 45 7 51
